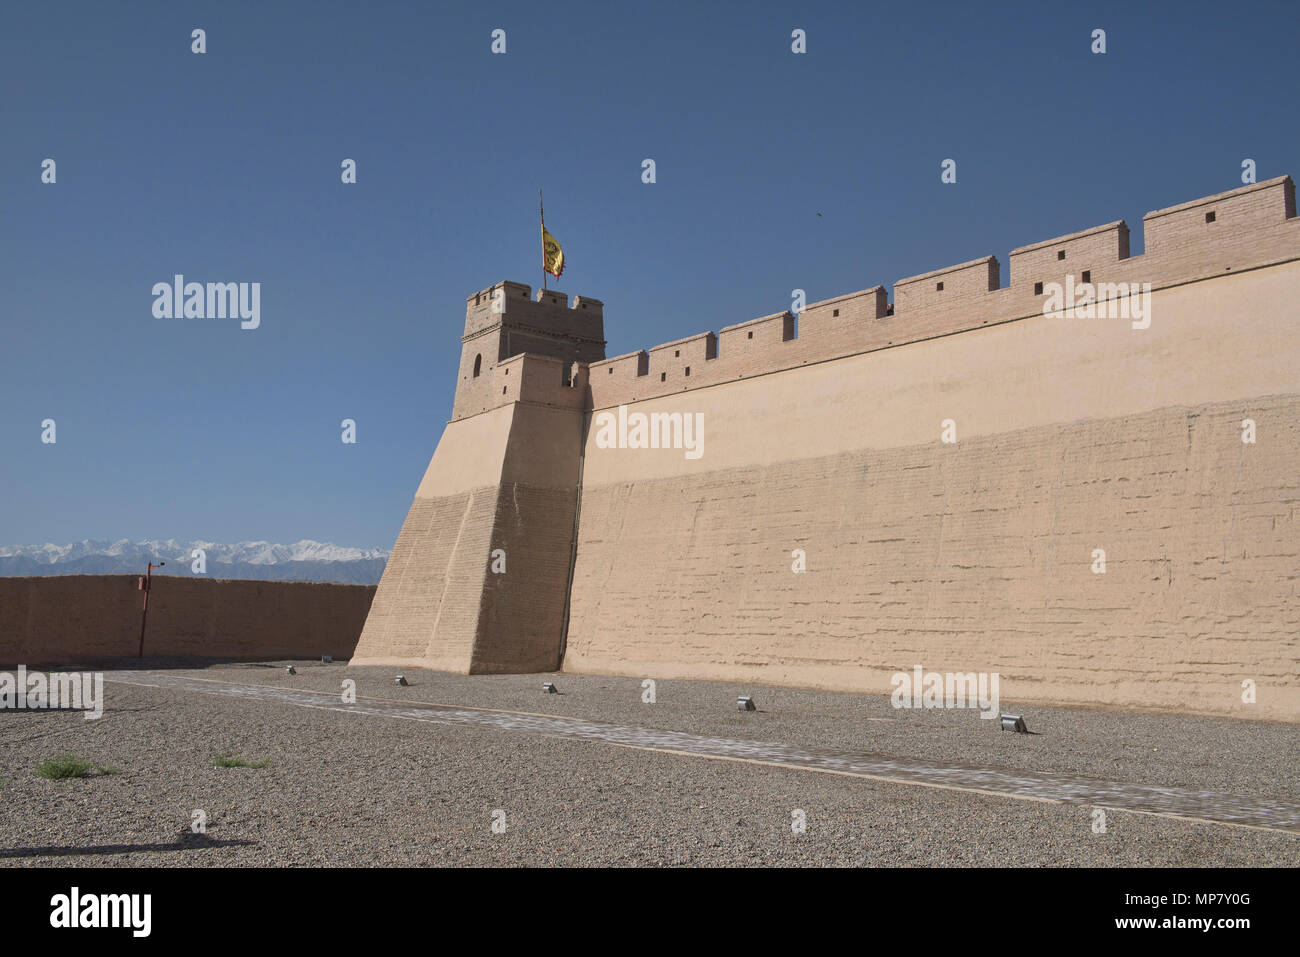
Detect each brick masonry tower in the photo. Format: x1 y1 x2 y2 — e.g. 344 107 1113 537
351 283 604 673
453 281 605 420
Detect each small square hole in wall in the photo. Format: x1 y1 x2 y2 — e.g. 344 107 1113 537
608 367 613 374
685 367 691 376
660 372 666 382
1057 250 1066 260
502 387 507 394
1081 270 1091 283
1034 281 1044 295
504 368 509 375
747 331 753 339
674 350 680 357
935 282 944 292
833 308 840 317
1205 211 1216 223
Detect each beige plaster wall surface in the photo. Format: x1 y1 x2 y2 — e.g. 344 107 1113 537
565 263 1300 721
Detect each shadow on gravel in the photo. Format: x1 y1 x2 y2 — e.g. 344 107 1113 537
0 706 161 717
0 831 256 859
0 657 350 673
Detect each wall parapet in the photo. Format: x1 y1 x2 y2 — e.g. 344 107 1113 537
575 175 1298 410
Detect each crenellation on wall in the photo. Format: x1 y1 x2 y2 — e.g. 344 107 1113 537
646 331 718 385
799 286 888 335
1009 220 1131 291
894 255 1000 315
578 177 1298 412
714 311 795 368
1143 175 1295 256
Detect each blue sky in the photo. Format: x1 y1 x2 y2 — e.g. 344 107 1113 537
2 0 1296 549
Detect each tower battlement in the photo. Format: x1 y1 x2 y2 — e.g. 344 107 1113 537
453 281 606 419
463 282 604 337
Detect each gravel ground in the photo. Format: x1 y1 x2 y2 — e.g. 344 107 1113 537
0 658 1296 867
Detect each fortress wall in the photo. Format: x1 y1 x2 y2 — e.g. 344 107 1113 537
459 180 1297 423
564 260 1300 719
0 575 374 665
500 353 587 410
351 490 494 669
582 262 1298 483
476 402 586 671
473 484 578 672
583 177 1298 413
351 401 584 672
351 406 512 669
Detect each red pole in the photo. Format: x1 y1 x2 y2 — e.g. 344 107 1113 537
137 561 163 659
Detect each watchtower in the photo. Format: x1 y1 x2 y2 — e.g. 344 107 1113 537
453 281 605 419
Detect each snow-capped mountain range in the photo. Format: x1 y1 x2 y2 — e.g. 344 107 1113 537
0 539 390 585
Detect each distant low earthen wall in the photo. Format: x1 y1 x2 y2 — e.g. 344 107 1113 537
0 575 375 665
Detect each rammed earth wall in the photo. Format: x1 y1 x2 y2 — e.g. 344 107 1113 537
353 177 1300 721
0 575 374 664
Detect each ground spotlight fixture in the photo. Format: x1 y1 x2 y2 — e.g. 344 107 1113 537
321 656 333 663
1000 713 1028 733
286 666 296 675
395 675 408 686
737 696 756 711
542 682 558 694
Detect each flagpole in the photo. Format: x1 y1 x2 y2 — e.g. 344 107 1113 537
540 189 547 291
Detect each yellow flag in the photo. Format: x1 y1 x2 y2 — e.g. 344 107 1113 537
542 226 565 278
